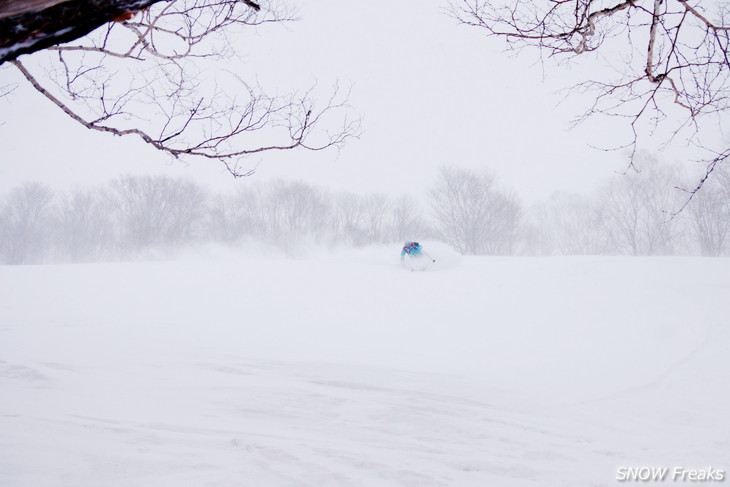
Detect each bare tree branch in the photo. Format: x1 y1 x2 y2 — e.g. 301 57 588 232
3 0 359 177
451 0 730 197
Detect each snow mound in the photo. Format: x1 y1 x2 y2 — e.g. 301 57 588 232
418 240 462 271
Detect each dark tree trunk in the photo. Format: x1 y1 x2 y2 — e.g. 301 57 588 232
0 0 166 64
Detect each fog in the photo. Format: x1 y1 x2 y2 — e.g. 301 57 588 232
2 154 728 264
1 0 654 201
2 2 730 486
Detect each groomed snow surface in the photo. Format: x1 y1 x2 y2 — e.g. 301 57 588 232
1 244 729 486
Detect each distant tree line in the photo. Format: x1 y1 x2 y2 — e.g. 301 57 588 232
0 175 432 264
527 158 730 257
1 159 729 264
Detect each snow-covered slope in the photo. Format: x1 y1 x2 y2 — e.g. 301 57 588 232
1 248 728 486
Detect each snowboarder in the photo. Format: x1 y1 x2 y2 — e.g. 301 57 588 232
401 241 434 271
401 241 423 261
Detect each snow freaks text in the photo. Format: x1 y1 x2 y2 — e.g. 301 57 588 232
616 467 726 482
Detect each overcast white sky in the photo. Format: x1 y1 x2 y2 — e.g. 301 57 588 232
0 0 696 203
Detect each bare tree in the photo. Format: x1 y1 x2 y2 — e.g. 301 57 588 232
530 192 608 255
107 174 207 252
206 191 253 244
3 1 359 176
225 183 268 243
261 180 331 249
429 166 522 255
330 192 364 245
597 156 684 255
685 164 730 255
330 192 393 246
56 186 116 261
452 0 730 193
208 180 332 251
357 194 391 244
387 194 430 244
0 182 56 264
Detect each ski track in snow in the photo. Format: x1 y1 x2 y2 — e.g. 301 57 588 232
0 252 729 486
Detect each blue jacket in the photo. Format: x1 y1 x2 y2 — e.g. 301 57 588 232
401 242 422 257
